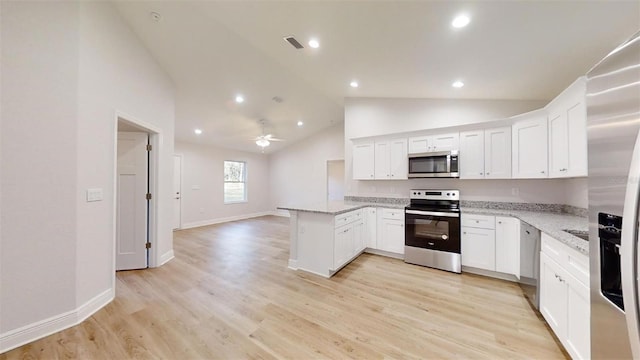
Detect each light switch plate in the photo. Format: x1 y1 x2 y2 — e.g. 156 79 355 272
87 188 103 202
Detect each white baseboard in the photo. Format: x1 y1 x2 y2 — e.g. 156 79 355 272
271 209 291 218
364 248 405 260
288 259 298 270
461 266 519 282
181 211 274 229
158 249 175 266
0 288 114 354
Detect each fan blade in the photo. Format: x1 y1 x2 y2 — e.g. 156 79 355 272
268 138 285 142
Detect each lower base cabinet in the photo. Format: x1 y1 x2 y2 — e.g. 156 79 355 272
332 210 365 271
376 209 405 254
540 234 590 360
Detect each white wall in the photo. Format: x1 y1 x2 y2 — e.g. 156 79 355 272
175 142 271 228
270 124 344 211
327 160 345 201
1 1 79 334
564 178 588 208
1 1 175 349
344 97 588 206
75 2 175 305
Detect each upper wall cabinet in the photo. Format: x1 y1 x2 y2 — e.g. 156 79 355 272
459 127 511 179
512 109 549 179
353 142 375 180
408 132 459 154
547 77 587 178
353 139 407 180
375 139 408 180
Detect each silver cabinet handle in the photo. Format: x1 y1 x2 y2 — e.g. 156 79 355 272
175 197 180 199
480 172 483 175
541 171 545 174
486 172 490 175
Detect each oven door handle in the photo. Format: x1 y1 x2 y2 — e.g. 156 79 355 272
405 210 459 218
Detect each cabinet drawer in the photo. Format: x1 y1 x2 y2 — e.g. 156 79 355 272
335 209 363 228
462 214 495 229
542 232 589 286
382 208 404 220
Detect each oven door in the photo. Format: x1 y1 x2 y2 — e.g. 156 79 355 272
405 209 460 253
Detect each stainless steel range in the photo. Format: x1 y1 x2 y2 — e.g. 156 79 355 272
404 190 461 273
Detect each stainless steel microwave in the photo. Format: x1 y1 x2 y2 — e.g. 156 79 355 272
408 150 459 178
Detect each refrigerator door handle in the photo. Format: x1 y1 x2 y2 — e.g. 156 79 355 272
621 130 640 359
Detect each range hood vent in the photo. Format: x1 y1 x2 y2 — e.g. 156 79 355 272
284 36 304 49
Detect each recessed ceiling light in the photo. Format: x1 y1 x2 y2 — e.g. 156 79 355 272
308 39 320 49
452 14 470 28
297 121 304 127
235 95 244 103
350 81 359 88
452 81 465 88
194 129 202 135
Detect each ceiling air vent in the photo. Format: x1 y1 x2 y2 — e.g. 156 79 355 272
284 36 304 49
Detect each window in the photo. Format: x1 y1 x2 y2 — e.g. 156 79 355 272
224 160 247 203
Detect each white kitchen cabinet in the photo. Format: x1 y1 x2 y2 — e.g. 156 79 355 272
540 233 590 360
512 109 548 179
374 142 391 179
353 219 365 254
377 208 405 254
495 217 520 278
334 225 353 269
389 139 408 179
408 132 459 154
484 127 512 179
459 130 485 179
460 127 511 180
364 207 377 248
352 142 375 180
461 227 496 270
373 139 407 180
547 77 587 178
540 252 567 336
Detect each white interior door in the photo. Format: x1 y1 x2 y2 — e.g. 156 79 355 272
173 155 182 229
116 132 148 270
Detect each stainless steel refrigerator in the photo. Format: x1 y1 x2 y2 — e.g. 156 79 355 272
589 30 640 359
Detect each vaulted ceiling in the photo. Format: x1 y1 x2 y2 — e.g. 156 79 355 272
115 1 640 153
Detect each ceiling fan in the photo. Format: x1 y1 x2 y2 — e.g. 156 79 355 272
253 119 284 150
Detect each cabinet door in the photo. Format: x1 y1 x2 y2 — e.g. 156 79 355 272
548 110 569 177
512 112 548 178
459 130 485 179
389 139 408 180
461 227 496 270
566 99 587 177
565 273 591 360
365 208 377 248
408 136 430 154
432 133 460 152
485 127 512 179
352 142 375 180
380 219 405 254
352 220 365 255
540 252 567 339
374 141 390 179
495 217 520 278
334 225 353 269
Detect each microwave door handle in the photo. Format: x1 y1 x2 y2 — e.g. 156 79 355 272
446 154 451 173
622 130 640 359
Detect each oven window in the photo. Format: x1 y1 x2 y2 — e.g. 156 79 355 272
414 219 449 240
409 156 448 173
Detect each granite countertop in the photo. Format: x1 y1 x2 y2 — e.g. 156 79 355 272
278 198 589 255
277 200 406 215
462 207 589 255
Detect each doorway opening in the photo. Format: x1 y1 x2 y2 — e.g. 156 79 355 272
327 160 345 201
114 114 160 273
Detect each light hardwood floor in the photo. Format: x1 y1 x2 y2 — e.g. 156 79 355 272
1 215 567 359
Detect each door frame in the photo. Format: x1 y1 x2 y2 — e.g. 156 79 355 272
173 153 183 230
112 111 162 284
326 159 345 201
